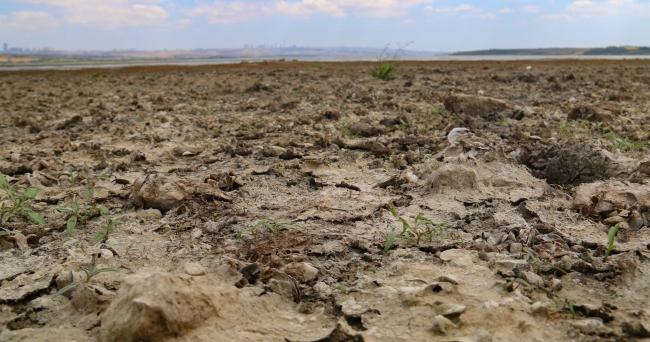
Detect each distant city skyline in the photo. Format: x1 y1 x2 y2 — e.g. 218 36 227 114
1 0 649 52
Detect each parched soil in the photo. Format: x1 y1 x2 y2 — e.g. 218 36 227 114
1 59 650 342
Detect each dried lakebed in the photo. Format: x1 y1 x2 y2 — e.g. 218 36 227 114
1 60 650 341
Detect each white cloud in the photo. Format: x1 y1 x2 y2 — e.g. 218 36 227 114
402 19 416 23
177 19 192 25
498 7 514 14
0 11 59 31
522 6 541 13
184 0 434 23
547 0 650 19
14 0 169 29
542 13 574 20
262 0 345 18
182 1 258 24
425 4 495 18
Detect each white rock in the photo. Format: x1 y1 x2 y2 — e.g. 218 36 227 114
571 318 604 334
313 282 332 299
184 262 207 276
404 172 419 183
99 249 114 259
436 274 459 285
432 315 457 333
521 271 544 287
191 228 203 240
437 303 466 317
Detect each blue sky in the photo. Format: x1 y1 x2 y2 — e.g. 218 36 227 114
1 0 649 52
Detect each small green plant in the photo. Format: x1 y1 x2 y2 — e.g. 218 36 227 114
246 124 259 133
78 168 109 199
370 63 396 81
205 103 215 115
383 203 445 251
369 41 413 81
552 296 576 317
522 247 567 274
236 218 302 239
92 216 123 244
56 197 108 236
52 255 115 298
90 72 100 78
68 166 77 185
604 223 620 261
0 172 45 224
314 62 321 68
335 118 360 138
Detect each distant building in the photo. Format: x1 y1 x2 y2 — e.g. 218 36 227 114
3 43 6 52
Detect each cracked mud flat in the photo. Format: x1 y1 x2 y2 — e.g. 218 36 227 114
1 60 650 341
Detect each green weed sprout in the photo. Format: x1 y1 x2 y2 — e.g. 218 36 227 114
369 41 413 81
236 218 302 239
0 172 45 224
383 202 445 251
552 296 576 317
79 168 109 199
56 197 108 236
92 216 123 244
335 118 360 138
370 64 395 81
522 247 567 274
53 256 115 298
604 223 620 261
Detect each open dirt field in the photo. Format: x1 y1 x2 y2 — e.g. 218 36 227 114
1 59 650 341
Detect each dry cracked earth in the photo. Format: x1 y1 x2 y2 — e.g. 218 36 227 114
1 59 650 342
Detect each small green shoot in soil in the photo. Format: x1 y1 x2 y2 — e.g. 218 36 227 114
522 247 567 274
78 168 109 199
604 223 620 261
92 216 123 244
383 203 445 251
56 197 108 236
369 41 412 81
53 255 115 298
335 118 360 138
370 64 395 81
552 296 576 317
0 172 45 224
236 218 302 239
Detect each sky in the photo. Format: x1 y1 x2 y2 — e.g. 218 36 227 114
1 0 649 52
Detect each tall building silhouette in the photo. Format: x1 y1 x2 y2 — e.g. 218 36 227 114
3 43 7 52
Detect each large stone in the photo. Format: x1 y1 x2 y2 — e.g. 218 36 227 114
542 140 638 185
131 174 186 211
426 164 480 194
493 259 530 276
101 273 218 342
347 121 384 137
280 262 319 283
444 93 509 120
567 105 614 123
